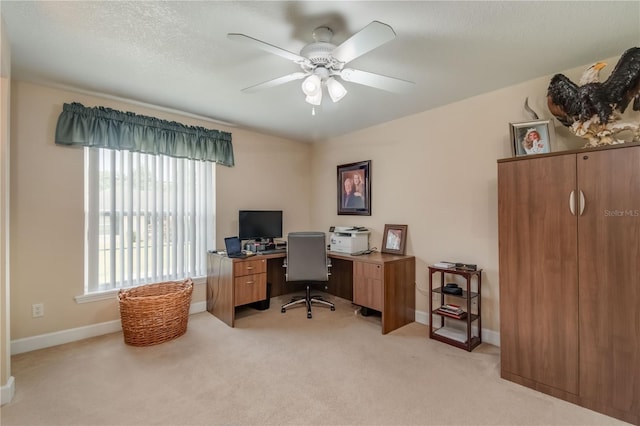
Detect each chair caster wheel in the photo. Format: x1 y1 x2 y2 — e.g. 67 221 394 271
281 308 286 313
307 313 312 319
331 306 336 311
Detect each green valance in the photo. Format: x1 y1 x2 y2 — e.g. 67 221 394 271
55 102 234 167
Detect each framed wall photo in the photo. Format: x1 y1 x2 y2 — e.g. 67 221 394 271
337 160 371 216
509 119 555 157
381 224 408 255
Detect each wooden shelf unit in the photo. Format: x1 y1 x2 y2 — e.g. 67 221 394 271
428 266 482 352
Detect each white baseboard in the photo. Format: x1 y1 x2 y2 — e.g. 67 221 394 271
1 376 15 406
11 301 207 355
11 303 498 356
415 309 500 347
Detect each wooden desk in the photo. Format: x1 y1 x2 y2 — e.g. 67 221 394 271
206 251 415 334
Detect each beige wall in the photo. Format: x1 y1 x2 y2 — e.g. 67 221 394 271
310 56 623 335
8 54 628 346
9 80 311 340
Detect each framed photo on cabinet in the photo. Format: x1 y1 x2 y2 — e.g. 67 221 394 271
509 119 554 156
337 160 371 216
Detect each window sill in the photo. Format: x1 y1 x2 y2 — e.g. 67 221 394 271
74 276 206 304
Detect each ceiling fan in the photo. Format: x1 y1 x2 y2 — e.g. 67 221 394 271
228 21 415 106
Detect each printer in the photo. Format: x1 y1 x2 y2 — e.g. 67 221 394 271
330 226 370 254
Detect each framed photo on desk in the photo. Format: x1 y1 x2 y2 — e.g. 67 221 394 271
381 224 408 255
337 160 371 216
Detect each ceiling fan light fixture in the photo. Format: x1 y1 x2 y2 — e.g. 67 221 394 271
302 74 322 96
305 91 322 105
327 77 347 102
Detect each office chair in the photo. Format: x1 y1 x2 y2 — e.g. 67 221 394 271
281 232 336 319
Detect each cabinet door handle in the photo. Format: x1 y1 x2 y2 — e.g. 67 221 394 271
569 190 576 216
579 190 585 216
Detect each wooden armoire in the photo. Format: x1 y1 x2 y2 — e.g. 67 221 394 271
497 142 640 425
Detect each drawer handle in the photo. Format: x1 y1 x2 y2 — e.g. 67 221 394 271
246 280 255 285
246 266 254 270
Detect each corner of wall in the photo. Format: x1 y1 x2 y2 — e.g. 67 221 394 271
0 376 15 406
1 12 13 405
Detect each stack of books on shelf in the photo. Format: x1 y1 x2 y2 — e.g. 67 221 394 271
435 304 467 319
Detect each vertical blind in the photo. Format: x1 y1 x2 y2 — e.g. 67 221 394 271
85 148 215 292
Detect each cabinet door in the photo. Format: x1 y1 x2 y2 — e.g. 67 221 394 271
353 262 383 311
498 154 579 394
577 147 640 416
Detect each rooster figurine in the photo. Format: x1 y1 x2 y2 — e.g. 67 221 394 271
547 47 640 147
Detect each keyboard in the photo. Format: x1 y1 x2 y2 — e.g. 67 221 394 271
260 248 286 254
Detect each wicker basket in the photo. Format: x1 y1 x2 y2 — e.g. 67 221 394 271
118 278 193 347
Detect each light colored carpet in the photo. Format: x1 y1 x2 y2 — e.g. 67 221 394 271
1 294 628 425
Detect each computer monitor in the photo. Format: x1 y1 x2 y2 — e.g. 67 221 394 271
238 210 283 242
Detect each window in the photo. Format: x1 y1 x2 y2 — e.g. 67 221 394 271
84 148 215 293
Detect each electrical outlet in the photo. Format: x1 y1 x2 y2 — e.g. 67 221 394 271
32 303 44 318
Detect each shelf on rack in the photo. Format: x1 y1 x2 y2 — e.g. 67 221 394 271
433 308 479 321
432 287 478 299
433 326 467 343
429 265 479 274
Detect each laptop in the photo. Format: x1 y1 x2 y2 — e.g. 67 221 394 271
224 236 248 259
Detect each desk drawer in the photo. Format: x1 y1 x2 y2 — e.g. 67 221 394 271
353 261 383 311
234 273 266 306
234 258 266 277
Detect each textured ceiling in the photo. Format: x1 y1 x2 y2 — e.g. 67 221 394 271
2 1 639 142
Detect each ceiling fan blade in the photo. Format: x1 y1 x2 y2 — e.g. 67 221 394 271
340 68 415 93
241 72 308 93
331 21 396 64
228 33 310 66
